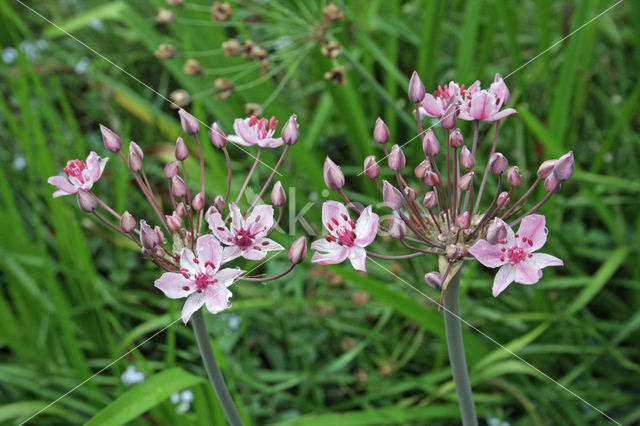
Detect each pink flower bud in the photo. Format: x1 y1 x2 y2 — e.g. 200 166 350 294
174 137 189 160
456 211 471 229
164 161 180 179
214 195 226 213
99 124 122 152
414 160 429 179
382 180 403 210
408 71 426 103
458 171 474 191
140 220 159 250
388 216 406 239
178 108 200 135
210 122 227 148
424 272 442 289
461 146 475 169
172 176 188 197
423 191 436 209
282 114 299 145
403 186 417 202
77 190 97 212
166 213 182 232
441 103 458 129
553 151 574 181
544 173 561 193
176 202 187 217
448 129 464 148
422 129 440 156
373 117 390 143
488 152 508 175
497 191 510 208
486 219 507 244
129 141 144 160
271 181 286 206
154 225 165 243
323 157 345 190
446 244 459 259
537 159 557 179
507 166 522 187
364 156 380 179
424 170 440 186
120 211 136 233
192 192 204 211
128 151 143 172
288 236 307 264
388 144 406 171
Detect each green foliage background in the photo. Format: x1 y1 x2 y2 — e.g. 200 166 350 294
0 0 638 424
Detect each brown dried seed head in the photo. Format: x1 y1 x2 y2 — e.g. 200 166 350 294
324 66 346 85
182 59 203 75
222 38 242 56
323 2 344 22
259 58 270 76
321 41 341 59
211 2 232 21
165 0 184 6
156 8 176 24
154 44 176 59
214 78 234 91
244 103 263 116
169 89 190 108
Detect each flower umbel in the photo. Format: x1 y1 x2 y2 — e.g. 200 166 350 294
48 152 108 197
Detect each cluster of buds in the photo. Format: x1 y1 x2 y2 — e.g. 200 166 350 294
314 71 572 303
48 109 306 323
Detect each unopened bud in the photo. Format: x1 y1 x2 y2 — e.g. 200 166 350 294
282 114 299 145
120 211 136 232
77 190 97 212
458 171 474 191
423 192 436 209
497 191 510 208
424 170 440 186
192 192 205 211
403 186 417 202
166 213 182 232
172 176 188 197
364 156 380 179
441 103 458 129
288 236 307 264
382 180 403 210
446 244 459 259
554 151 574 181
176 202 187 217
271 181 286 206
388 217 406 239
129 141 144 161
486 219 507 244
154 226 165 244
178 108 200 135
210 122 227 148
507 166 522 187
174 137 189 161
164 161 180 179
544 173 561 193
424 272 442 289
373 117 390 143
461 146 475 169
324 157 345 190
537 159 557 179
214 195 226 213
456 212 471 229
140 220 159 250
415 160 429 179
489 152 508 175
422 129 440 156
408 71 426 103
99 124 122 152
128 151 143 172
448 129 464 148
388 144 406 171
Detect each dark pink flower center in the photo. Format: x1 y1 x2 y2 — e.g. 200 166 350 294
506 246 527 265
326 217 357 247
248 115 278 140
232 225 258 247
64 159 87 181
194 272 217 291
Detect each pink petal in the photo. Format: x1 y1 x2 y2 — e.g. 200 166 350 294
226 135 246 145
181 292 206 324
486 108 517 122
515 262 542 285
517 214 547 251
233 118 259 146
196 235 222 273
466 80 481 96
180 248 199 275
214 268 245 287
85 151 101 182
239 247 267 261
257 137 284 148
48 176 77 196
229 203 244 230
207 212 234 244
493 264 516 297
420 94 445 117
311 238 349 265
528 253 563 268
470 90 495 121
204 285 233 315
469 240 506 268
322 201 350 237
155 272 195 298
354 206 379 247
348 246 367 271
253 237 284 253
221 245 242 263
246 204 274 237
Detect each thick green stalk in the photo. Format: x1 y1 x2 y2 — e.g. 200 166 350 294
443 274 478 426
192 308 244 426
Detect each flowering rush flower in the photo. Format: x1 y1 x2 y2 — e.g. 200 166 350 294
227 115 284 148
155 235 244 323
47 151 108 197
469 215 563 297
311 201 379 271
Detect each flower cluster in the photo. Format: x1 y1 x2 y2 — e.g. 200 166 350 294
49 109 307 323
313 71 572 301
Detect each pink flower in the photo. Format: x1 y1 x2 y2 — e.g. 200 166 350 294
469 215 563 297
155 235 244 323
227 116 284 148
47 152 108 198
207 203 284 262
419 81 466 118
459 88 516 122
311 201 379 271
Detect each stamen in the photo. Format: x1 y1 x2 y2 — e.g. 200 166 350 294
326 235 337 242
180 268 190 279
193 258 199 264
249 115 258 126
205 261 215 270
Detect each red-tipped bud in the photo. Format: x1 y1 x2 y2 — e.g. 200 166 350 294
154 226 165 244
497 191 510 208
537 159 557 179
507 166 522 187
323 157 345 190
288 236 307 264
140 220 159 250
271 181 286 206
408 71 426 103
422 129 440 156
128 151 143 172
172 176 188 197
178 108 200 135
424 272 442 289
456 212 471 229
441 103 458 129
461 146 475 169
176 202 187 217
120 211 136 233
448 129 464 148
423 191 437 209
424 170 440 186
458 171 474 191
99 124 122 152
415 160 429 179
164 161 180 179
554 151 574 181
129 141 144 160
544 173 561 193
403 186 417 202
364 156 380 179
166 213 182 232
373 117 390 143
214 195 226 213
388 217 406 239
174 137 189 160
282 114 299 145
382 180 403 210
192 192 204 211
210 122 227 148
488 152 508 175
388 144 406 171
77 190 97 212
486 219 507 244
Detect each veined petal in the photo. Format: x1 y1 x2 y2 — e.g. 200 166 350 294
180 248 199 275
348 246 367 271
207 212 234 244
196 234 222 273
181 292 206 324
354 206 379 247
204 285 233 315
257 137 284 148
253 237 284 253
233 118 259 146
214 268 245 287
517 214 547 251
155 272 195 298
221 245 242 263
515 262 542 285
226 134 249 145
239 247 267 261
493 264 516 297
528 253 563 268
246 204 274 237
48 176 76 195
420 94 445 117
85 151 102 182
470 90 495 121
469 240 506 268
322 201 350 237
486 108 517 122
311 239 349 265
229 203 244 230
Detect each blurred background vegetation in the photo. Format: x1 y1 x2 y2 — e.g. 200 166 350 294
1 0 639 424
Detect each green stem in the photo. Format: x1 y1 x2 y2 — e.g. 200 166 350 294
443 274 478 426
192 309 244 426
